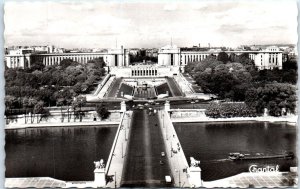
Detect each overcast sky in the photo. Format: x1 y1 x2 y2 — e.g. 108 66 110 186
4 0 298 48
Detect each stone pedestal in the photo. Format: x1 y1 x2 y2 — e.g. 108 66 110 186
121 101 126 112
188 166 202 187
94 168 106 187
165 101 170 112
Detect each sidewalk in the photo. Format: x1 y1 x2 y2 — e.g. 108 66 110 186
106 111 132 188
5 111 122 130
5 121 119 130
158 110 191 187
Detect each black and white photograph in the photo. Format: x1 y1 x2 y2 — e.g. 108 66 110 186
3 0 298 188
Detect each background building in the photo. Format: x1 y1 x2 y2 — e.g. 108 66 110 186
158 45 284 71
5 46 130 69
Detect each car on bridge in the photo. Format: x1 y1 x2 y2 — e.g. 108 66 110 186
165 175 172 185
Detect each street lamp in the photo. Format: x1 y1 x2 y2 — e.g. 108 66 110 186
114 172 117 188
166 121 168 140
171 141 173 157
122 142 124 158
124 125 127 141
175 169 181 187
163 113 165 128
179 170 181 187
127 113 130 129
79 97 83 122
191 101 195 109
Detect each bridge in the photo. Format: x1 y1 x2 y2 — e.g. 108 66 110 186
100 101 202 188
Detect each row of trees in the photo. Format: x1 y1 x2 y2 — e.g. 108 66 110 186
5 58 106 111
245 83 296 116
5 96 50 123
206 102 256 118
6 94 111 124
5 58 107 123
186 52 297 116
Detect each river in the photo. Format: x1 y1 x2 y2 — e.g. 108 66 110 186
5 126 117 181
174 121 297 181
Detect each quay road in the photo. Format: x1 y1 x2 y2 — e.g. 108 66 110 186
121 109 172 187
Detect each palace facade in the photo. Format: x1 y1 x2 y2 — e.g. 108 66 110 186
5 46 130 69
158 45 283 71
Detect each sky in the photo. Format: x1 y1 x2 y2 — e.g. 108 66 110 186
4 0 298 48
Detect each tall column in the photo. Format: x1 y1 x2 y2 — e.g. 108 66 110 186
46 57 49 66
43 57 46 66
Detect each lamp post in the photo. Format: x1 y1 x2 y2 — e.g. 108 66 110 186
163 113 165 128
124 126 127 141
175 169 181 187
79 98 83 122
127 114 130 129
122 142 124 158
166 121 168 140
171 141 172 157
114 172 117 188
191 101 195 109
179 170 181 187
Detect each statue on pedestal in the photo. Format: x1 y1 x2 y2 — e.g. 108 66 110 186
190 157 200 167
94 159 105 169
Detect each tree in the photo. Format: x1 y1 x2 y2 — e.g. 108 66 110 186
33 101 50 123
217 52 229 63
245 83 297 116
60 59 76 69
72 96 86 122
57 98 65 122
28 98 38 123
205 102 256 118
96 103 111 120
5 95 17 110
87 57 106 68
233 53 254 66
30 61 45 71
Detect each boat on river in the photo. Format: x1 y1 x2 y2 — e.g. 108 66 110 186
228 152 294 160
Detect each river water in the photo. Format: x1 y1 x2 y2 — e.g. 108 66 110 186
5 126 117 181
174 121 297 181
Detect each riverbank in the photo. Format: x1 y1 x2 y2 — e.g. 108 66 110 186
5 110 122 130
5 121 119 130
171 115 297 125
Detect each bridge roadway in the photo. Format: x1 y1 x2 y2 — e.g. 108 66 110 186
121 109 172 187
